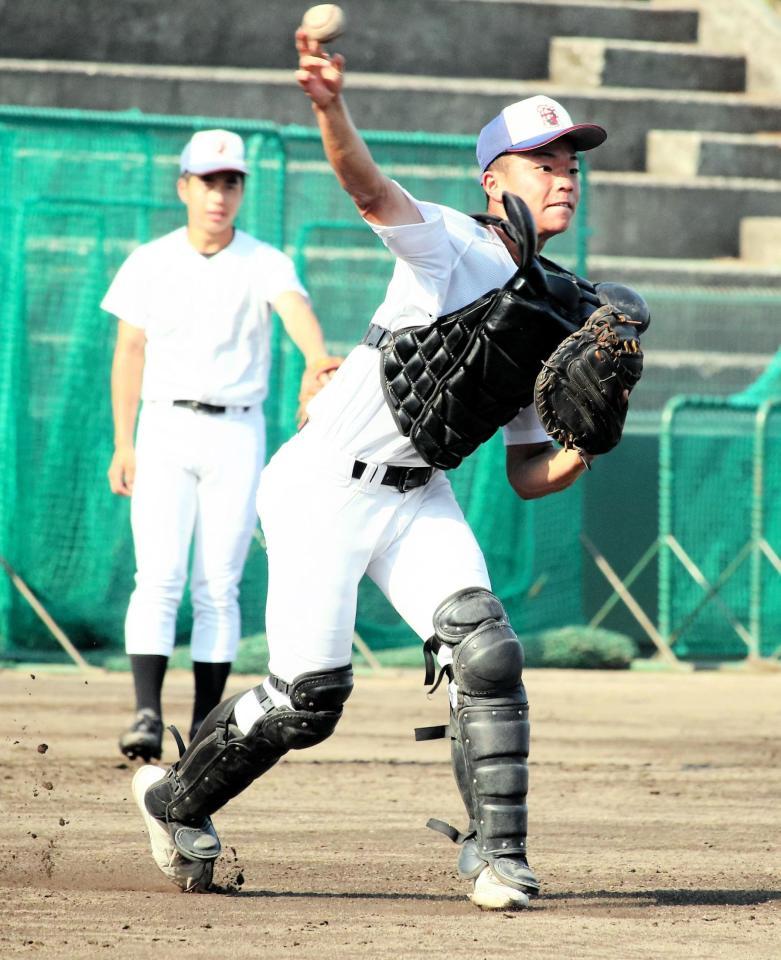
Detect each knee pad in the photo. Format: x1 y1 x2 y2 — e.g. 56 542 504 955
146 666 354 826
261 664 355 750
433 587 524 697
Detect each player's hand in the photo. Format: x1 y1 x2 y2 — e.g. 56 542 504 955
295 28 345 108
108 445 136 497
296 355 343 429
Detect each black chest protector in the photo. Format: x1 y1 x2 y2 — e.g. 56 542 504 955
362 195 603 470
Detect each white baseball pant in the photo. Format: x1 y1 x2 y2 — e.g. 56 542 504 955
256 427 491 683
125 400 265 663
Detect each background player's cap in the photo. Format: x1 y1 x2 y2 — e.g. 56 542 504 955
179 129 248 175
477 96 606 172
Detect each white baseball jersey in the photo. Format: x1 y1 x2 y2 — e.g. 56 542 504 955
304 190 550 466
103 227 308 663
242 191 551 696
101 227 307 406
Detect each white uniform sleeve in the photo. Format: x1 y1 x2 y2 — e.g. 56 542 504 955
502 403 551 446
364 185 465 328
366 184 452 271
256 245 308 304
100 247 149 329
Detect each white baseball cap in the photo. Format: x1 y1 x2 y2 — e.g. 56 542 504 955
179 129 248 175
477 95 606 172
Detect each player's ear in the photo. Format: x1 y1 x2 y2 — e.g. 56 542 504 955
176 175 189 204
481 166 503 205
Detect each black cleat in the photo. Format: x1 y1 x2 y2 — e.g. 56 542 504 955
119 708 163 762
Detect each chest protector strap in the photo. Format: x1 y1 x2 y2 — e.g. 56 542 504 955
362 192 601 470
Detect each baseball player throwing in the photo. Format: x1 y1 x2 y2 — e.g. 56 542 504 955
131 32 645 909
105 129 339 763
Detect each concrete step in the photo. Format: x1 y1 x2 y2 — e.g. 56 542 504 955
655 0 781 96
1 61 780 175
550 38 746 92
0 0 700 80
588 254 781 290
588 261 781 355
589 173 781 259
588 255 781 412
646 131 781 179
740 217 781 266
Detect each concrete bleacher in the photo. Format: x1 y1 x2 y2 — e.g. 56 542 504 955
549 37 747 92
646 130 781 180
0 0 779 402
0 1 701 78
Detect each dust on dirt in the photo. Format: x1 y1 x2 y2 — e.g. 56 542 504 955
1 666 779 959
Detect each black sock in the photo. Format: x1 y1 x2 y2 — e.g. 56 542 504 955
129 654 168 716
191 661 232 739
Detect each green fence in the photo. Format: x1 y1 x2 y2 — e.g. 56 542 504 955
0 106 587 663
658 396 781 660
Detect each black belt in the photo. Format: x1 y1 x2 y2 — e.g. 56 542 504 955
351 460 433 493
173 400 249 415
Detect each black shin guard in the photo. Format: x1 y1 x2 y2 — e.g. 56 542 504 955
427 588 539 894
145 666 354 827
457 692 530 861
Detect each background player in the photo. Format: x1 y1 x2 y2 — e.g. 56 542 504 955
104 128 339 761
131 35 621 911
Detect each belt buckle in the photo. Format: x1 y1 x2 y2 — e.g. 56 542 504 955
356 462 386 492
397 467 431 493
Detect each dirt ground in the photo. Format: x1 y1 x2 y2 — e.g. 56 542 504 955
1 665 779 960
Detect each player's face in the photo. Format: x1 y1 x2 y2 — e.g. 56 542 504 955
178 171 245 238
484 140 581 248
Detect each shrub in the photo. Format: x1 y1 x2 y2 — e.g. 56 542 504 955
521 625 637 669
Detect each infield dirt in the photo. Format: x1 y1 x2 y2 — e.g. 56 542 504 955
1 666 779 959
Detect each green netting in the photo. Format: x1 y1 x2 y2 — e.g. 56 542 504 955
732 347 781 406
755 403 781 654
0 106 586 662
658 392 781 661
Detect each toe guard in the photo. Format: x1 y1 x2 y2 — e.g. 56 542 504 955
172 819 221 862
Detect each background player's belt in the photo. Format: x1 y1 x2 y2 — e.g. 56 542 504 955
173 400 249 415
351 460 433 493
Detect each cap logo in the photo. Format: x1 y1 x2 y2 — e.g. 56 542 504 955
537 103 560 128
216 140 227 155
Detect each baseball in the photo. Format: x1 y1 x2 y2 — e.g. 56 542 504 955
301 4 345 43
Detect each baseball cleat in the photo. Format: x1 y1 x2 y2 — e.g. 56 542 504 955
132 764 217 892
120 708 163 762
470 865 531 911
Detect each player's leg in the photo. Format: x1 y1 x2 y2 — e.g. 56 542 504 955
134 662 355 891
188 408 266 740
367 473 537 910
121 403 198 760
132 434 385 889
190 661 232 742
122 654 168 760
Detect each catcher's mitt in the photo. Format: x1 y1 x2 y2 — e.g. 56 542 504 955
534 303 644 457
296 355 343 428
